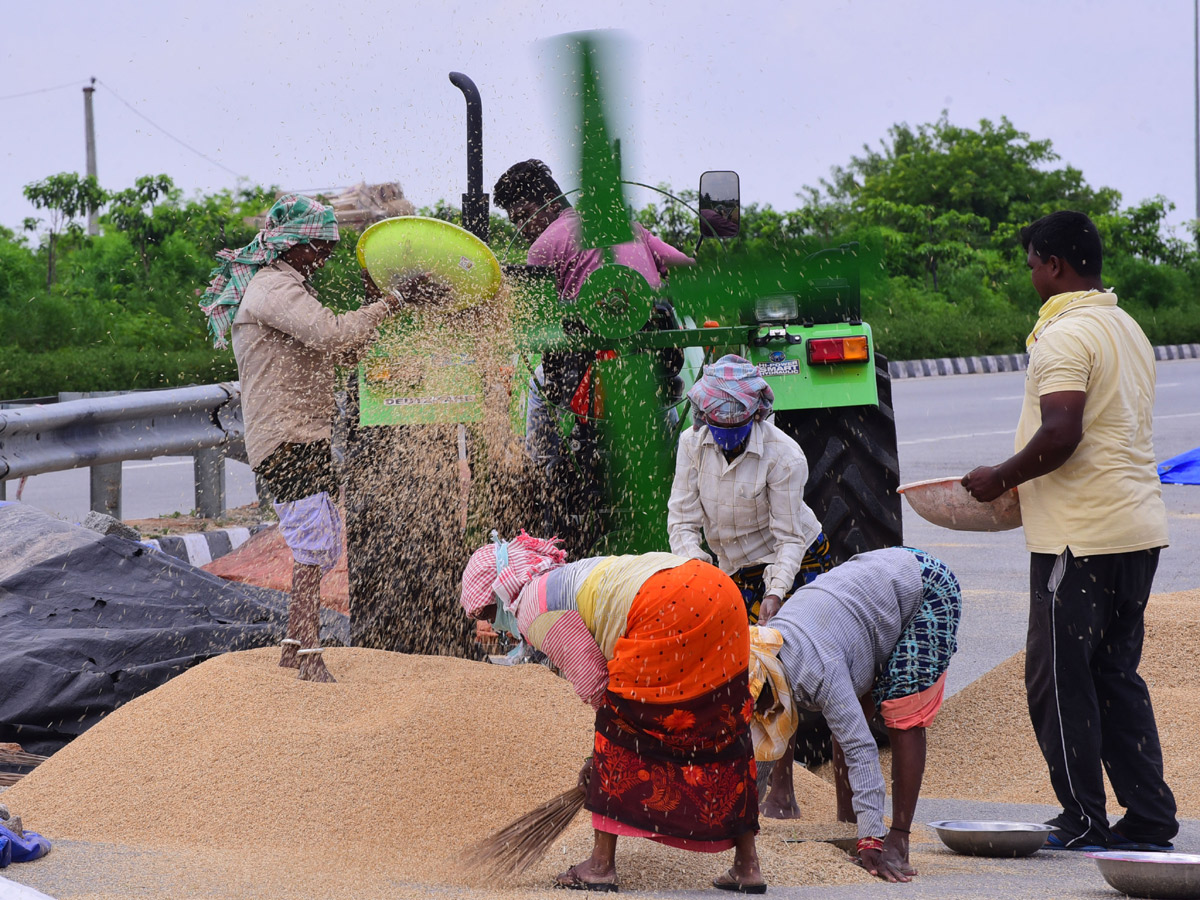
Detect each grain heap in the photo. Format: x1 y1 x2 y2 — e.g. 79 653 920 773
820 588 1200 817
5 648 870 899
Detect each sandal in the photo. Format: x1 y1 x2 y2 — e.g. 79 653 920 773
555 864 619 893
713 869 767 894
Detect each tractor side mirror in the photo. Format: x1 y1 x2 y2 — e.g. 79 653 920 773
698 170 741 239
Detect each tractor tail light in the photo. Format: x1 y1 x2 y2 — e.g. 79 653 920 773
807 336 870 364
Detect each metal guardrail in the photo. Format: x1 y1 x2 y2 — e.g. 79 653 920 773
0 383 245 519
0 395 58 409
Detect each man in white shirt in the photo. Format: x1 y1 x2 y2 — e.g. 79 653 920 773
667 354 830 818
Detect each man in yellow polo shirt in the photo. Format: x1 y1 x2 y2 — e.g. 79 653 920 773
963 210 1176 853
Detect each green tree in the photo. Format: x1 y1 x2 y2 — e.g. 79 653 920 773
801 115 1123 288
176 183 277 259
1096 196 1193 268
105 174 181 275
22 173 107 288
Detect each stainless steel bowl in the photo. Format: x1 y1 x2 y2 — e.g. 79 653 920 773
1089 851 1200 899
927 820 1054 857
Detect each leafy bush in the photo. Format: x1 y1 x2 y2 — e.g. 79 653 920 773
0 346 237 400
3 120 1198 401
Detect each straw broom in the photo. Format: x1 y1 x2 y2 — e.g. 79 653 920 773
463 784 587 877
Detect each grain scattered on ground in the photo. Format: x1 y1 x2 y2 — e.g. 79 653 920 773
5 648 869 898
813 588 1200 818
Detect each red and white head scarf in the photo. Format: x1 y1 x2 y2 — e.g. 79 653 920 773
460 532 568 618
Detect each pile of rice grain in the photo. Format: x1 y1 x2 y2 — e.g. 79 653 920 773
5 648 868 898
845 588 1200 816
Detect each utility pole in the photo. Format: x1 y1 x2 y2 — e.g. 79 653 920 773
83 77 98 236
1195 0 1199 221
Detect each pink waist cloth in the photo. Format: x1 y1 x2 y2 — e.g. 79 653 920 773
592 813 734 852
879 671 948 730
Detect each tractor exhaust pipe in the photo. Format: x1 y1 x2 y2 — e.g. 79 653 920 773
448 72 489 242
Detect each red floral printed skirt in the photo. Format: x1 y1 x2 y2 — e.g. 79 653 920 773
585 560 758 845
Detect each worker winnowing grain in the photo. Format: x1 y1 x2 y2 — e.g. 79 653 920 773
200 194 427 682
750 547 962 884
460 533 765 894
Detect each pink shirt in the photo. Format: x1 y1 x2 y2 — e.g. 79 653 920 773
527 208 694 299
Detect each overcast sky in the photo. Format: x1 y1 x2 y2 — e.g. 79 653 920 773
2 0 1196 239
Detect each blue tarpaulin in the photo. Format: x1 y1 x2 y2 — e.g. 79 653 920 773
1159 447 1200 485
0 824 50 867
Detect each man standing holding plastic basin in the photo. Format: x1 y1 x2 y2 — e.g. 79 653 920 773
963 210 1177 852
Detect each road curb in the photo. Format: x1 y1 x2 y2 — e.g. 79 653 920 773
141 524 269 567
889 342 1200 379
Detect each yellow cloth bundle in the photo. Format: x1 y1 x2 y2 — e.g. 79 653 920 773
748 625 797 762
577 553 688 659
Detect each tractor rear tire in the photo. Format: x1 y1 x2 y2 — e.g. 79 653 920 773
774 353 903 565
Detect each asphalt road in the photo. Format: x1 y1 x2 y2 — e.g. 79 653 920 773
7 456 259 523
7 357 1198 698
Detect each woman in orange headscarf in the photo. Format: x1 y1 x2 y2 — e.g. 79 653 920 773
461 533 763 894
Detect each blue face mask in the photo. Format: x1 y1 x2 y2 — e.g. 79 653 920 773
708 420 753 451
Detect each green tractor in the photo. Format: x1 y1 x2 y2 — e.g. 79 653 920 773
343 34 901 661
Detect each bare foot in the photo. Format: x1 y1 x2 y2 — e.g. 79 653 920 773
884 832 917 876
279 645 300 669
297 653 336 683
556 860 617 889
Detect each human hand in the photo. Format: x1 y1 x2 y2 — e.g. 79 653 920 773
361 267 384 303
856 841 913 883
961 466 1008 503
758 594 783 624
389 272 437 307
577 758 593 790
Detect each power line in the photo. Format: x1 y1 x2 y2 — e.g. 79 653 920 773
95 78 244 179
0 78 89 102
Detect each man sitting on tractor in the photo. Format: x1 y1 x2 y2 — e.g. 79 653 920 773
667 354 833 818
494 158 693 302
493 159 694 546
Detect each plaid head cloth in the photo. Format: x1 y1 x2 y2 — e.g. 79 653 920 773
199 194 340 348
686 353 774 425
460 532 568 617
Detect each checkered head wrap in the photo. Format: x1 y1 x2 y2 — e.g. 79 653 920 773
687 354 774 426
200 194 340 348
460 531 568 618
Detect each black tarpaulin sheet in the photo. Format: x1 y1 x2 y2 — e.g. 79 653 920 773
0 503 348 755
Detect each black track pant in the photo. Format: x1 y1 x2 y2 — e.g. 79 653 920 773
1026 548 1177 847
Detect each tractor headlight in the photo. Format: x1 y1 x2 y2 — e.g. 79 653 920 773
754 294 798 323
